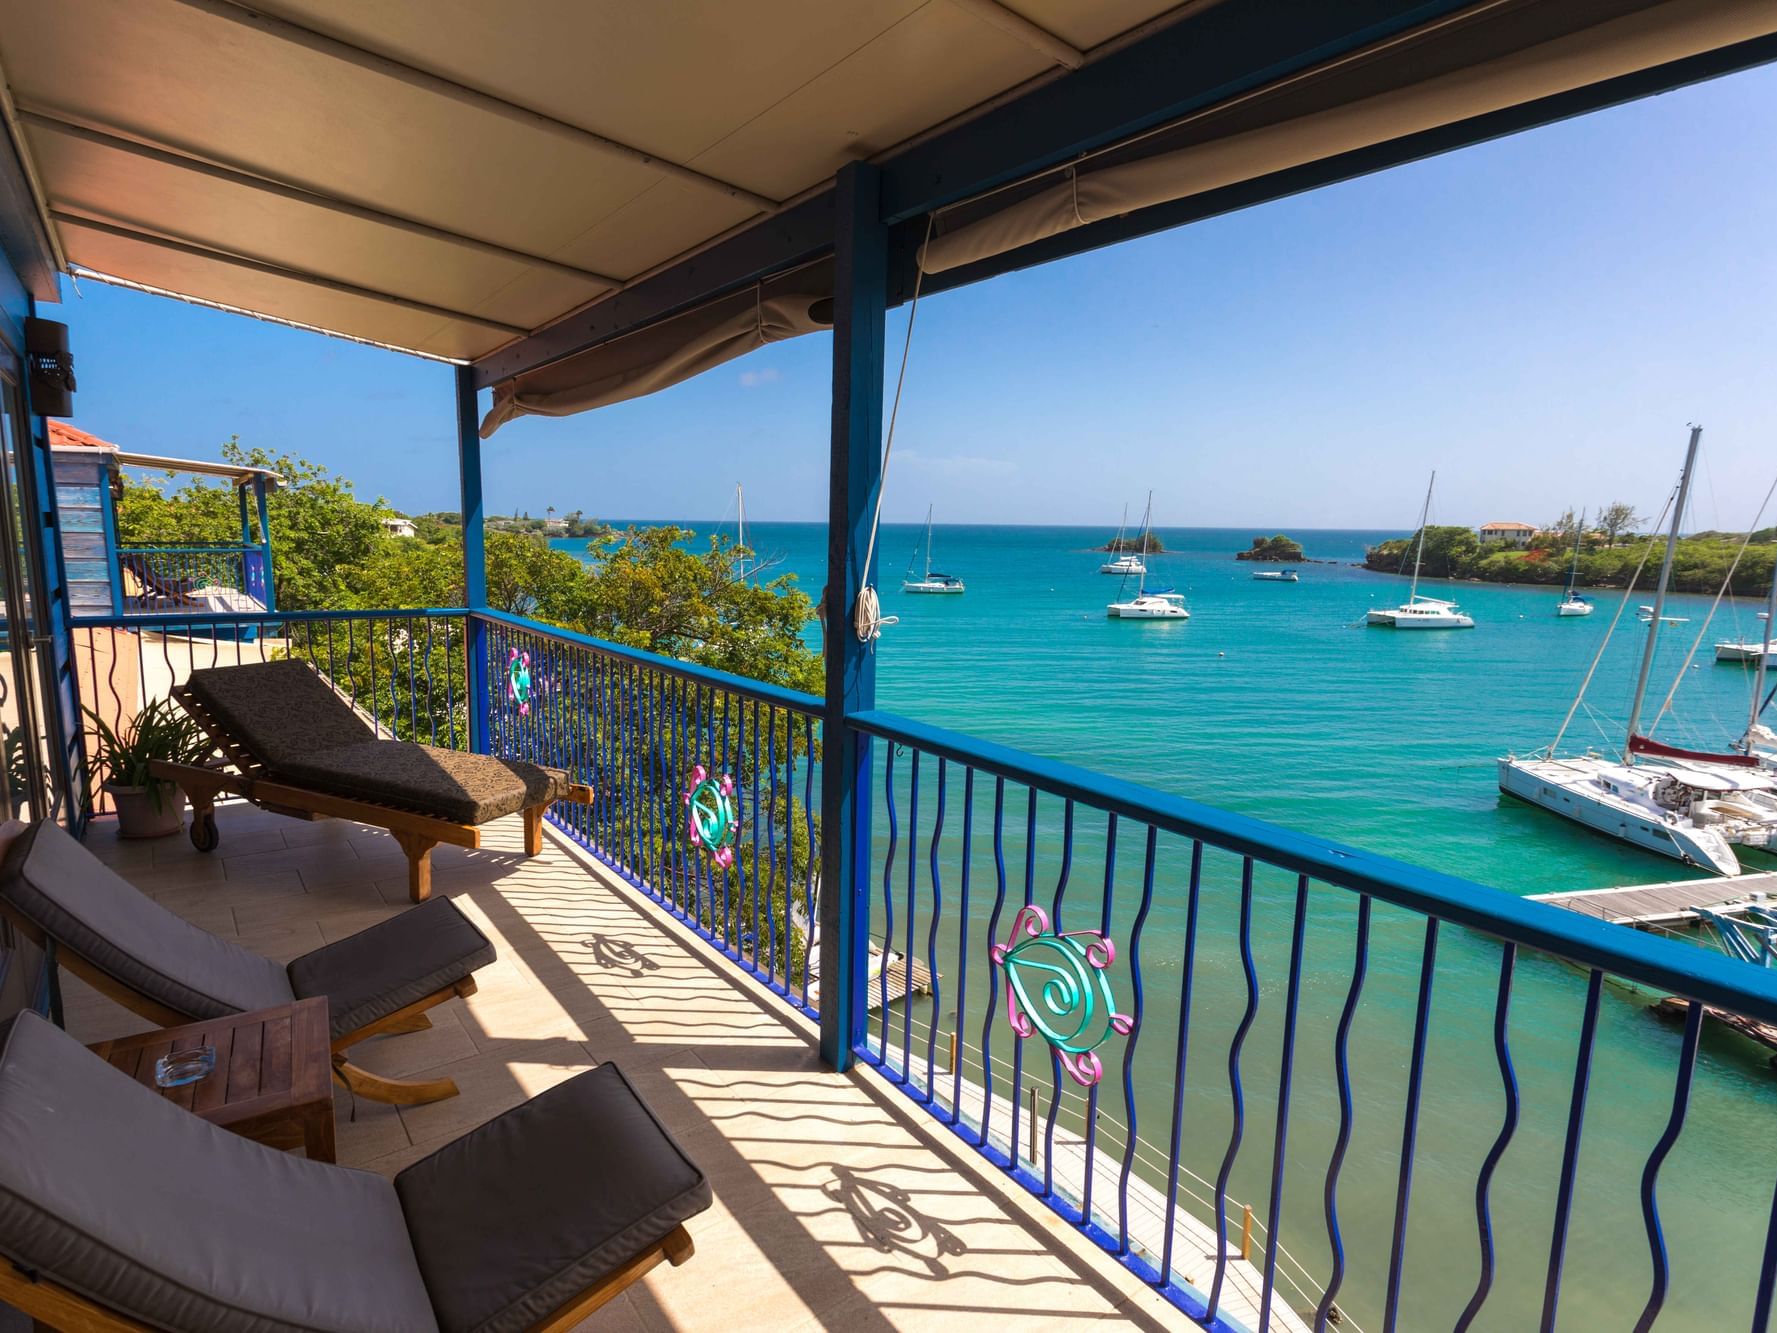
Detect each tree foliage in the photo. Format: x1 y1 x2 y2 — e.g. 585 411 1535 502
1596 501 1640 547
1365 526 1777 594
1235 534 1305 562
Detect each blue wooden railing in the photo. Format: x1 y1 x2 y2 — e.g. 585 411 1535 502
69 603 1777 1330
113 545 267 616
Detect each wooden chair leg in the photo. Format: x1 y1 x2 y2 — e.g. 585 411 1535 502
392 831 438 902
374 1011 433 1036
332 1054 459 1106
523 804 544 856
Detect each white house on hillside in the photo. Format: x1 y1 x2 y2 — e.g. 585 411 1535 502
1477 520 1537 546
381 516 418 539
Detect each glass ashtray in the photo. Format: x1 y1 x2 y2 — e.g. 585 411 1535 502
154 1045 217 1088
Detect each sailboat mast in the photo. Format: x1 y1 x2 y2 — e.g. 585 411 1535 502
1564 508 1586 597
736 483 747 582
1409 471 1435 602
1625 425 1703 757
924 504 934 579
1750 550 1777 743
1136 490 1153 596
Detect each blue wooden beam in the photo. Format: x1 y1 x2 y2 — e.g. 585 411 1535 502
819 162 887 1072
455 364 491 755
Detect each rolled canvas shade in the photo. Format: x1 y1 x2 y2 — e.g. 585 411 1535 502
920 0 1777 275
481 260 834 436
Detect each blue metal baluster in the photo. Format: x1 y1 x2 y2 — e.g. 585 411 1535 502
765 707 781 984
404 617 418 740
686 682 705 929
903 749 921 1081
344 620 357 708
368 619 381 732
1454 942 1519 1333
1085 811 1119 1225
1042 798 1075 1199
801 713 818 1009
1207 857 1259 1324
1315 895 1372 1332
749 699 764 976
951 767 975 1122
1162 840 1205 1285
1116 822 1155 1252
1259 876 1310 1333
720 691 734 951
1383 918 1441 1333
665 674 682 913
1632 997 1703 1333
1753 1167 1777 1333
878 743 899 1061
979 776 1007 1152
1010 787 1037 1167
924 757 946 1104
422 619 437 744
1540 968 1604 1333
622 664 638 882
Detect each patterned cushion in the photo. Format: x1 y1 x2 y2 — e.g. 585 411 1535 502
287 898 496 1040
185 660 374 769
275 741 569 825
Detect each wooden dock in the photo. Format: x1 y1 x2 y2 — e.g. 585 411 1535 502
1528 872 1777 925
867 954 934 1010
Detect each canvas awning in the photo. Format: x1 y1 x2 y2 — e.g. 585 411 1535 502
919 0 1777 274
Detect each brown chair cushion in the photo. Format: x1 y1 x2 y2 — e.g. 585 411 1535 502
0 1011 437 1333
185 660 374 769
274 741 569 825
396 1063 711 1333
0 821 294 1021
287 897 496 1041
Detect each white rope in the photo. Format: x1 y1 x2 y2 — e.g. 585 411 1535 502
854 215 934 643
1648 470 1777 735
1550 489 1675 754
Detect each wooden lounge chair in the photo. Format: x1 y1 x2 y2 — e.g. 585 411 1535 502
155 658 592 901
0 1009 710 1332
0 819 496 1106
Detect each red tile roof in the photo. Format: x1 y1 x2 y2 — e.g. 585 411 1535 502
47 421 121 452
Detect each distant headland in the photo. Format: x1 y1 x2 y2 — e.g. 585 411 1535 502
1101 533 1164 554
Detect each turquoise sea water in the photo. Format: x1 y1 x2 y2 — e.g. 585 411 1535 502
554 524 1777 1331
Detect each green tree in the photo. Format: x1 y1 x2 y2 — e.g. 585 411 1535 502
1597 501 1639 548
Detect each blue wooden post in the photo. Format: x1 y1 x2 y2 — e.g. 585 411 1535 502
253 476 274 612
456 364 491 753
819 162 887 1071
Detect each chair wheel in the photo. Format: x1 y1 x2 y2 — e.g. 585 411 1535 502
190 812 220 852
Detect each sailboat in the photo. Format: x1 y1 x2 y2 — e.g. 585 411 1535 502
902 505 964 594
1100 504 1146 575
1498 427 1777 876
1555 509 1593 616
1107 492 1187 619
1365 471 1475 629
734 482 749 583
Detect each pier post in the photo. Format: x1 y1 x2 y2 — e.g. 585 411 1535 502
818 162 887 1071
1240 1203 1254 1260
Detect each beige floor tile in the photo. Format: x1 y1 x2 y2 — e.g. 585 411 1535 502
77 806 1198 1332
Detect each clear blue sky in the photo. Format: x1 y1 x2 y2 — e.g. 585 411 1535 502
50 61 1777 532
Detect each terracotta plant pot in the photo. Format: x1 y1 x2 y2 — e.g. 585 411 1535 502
105 781 187 839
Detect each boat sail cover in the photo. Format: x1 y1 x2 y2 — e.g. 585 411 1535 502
1628 733 1761 768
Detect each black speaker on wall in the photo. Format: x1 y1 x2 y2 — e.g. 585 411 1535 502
23 317 74 417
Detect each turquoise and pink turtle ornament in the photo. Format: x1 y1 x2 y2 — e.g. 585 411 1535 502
683 764 738 868
506 647 533 716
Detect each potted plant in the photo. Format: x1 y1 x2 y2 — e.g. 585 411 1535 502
83 699 212 838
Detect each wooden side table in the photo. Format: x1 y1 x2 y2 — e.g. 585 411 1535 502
88 996 337 1162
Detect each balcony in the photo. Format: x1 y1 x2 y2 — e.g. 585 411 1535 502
68 800 1205 1330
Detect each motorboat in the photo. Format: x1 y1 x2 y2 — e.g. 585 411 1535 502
1252 570 1299 582
1367 471 1475 630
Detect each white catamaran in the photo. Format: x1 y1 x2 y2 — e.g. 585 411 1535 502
1100 503 1146 575
1499 427 1777 876
1366 471 1475 629
1108 492 1187 619
1556 509 1593 616
902 504 964 594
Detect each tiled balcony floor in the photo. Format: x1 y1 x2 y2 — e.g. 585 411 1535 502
70 804 1190 1331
